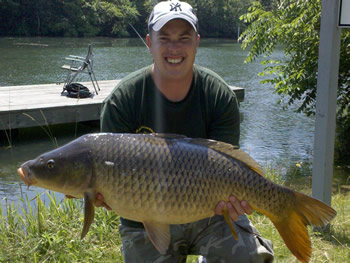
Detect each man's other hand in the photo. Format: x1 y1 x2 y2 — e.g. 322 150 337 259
94 193 112 210
215 196 253 221
65 193 112 211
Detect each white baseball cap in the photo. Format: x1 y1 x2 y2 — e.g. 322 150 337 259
148 0 198 32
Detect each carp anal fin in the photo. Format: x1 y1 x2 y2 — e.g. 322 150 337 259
223 208 238 240
143 221 171 255
81 192 95 239
189 138 264 176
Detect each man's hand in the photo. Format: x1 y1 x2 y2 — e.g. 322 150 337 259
215 196 253 221
65 193 112 211
94 193 112 211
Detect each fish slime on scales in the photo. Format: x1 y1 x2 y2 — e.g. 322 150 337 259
17 132 336 263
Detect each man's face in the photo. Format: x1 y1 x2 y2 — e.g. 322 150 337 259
146 19 200 80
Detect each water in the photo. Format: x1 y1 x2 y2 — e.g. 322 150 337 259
0 37 331 206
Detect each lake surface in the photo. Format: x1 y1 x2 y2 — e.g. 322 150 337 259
0 37 345 207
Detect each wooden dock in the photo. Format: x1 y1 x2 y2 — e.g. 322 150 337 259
0 80 244 131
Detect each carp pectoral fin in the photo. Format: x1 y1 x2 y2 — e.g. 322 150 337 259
81 192 95 239
223 208 238 240
143 221 170 255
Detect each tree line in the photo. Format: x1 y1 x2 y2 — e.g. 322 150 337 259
0 0 257 38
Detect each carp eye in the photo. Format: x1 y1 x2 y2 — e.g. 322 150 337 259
47 159 55 169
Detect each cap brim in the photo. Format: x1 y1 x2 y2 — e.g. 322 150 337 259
152 14 197 32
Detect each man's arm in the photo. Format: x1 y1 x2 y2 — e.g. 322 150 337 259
100 92 135 133
65 89 134 208
93 90 135 210
208 86 240 146
209 85 253 218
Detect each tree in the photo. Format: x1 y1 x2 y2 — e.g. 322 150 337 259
0 0 139 37
239 0 350 163
186 0 253 38
129 0 154 37
84 0 139 37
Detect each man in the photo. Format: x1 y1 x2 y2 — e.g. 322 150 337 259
99 1 274 262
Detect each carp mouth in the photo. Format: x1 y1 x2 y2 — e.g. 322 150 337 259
17 167 37 186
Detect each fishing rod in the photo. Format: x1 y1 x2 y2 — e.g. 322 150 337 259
128 23 149 50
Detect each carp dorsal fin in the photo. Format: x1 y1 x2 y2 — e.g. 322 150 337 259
188 138 265 176
143 221 170 254
151 133 187 139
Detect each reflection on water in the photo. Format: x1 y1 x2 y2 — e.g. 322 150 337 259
0 37 346 208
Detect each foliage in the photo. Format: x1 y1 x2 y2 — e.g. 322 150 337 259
239 0 350 163
85 0 140 37
186 0 254 38
129 0 154 37
0 0 255 38
0 0 139 37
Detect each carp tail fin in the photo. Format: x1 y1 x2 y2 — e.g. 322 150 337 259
267 192 336 263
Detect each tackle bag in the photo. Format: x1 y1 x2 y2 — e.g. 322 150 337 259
62 83 92 98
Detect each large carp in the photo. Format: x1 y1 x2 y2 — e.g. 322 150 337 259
17 133 336 262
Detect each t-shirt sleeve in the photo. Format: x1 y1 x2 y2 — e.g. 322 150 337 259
207 83 240 147
100 86 136 133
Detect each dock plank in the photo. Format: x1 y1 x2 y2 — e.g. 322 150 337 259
0 80 244 130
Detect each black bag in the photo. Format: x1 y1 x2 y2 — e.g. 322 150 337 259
63 83 92 98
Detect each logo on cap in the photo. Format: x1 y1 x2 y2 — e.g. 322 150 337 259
170 2 182 11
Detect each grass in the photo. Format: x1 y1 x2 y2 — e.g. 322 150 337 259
0 170 349 263
22 111 59 148
1 110 92 150
0 192 123 262
0 121 13 150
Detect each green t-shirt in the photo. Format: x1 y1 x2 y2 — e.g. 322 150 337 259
101 64 240 146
